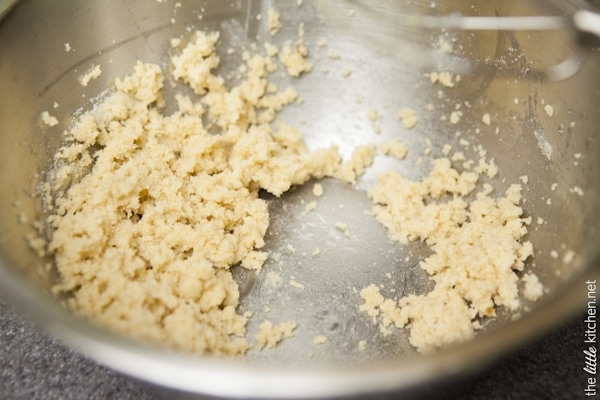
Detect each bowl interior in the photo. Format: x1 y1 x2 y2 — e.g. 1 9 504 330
0 0 599 397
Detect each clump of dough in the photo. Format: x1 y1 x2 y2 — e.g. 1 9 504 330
280 41 312 77
41 31 342 356
361 158 535 353
379 140 409 160
429 71 458 88
334 144 377 184
398 108 418 129
255 320 297 349
41 111 59 127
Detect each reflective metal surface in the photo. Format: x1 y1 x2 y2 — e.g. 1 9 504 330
0 0 598 398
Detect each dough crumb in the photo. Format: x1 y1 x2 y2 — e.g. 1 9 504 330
335 221 350 237
335 144 377 184
429 71 456 88
563 250 575 264
289 277 305 290
312 182 324 197
379 140 409 160
398 108 418 129
327 50 341 60
267 8 282 36
313 335 328 345
304 201 318 213
482 113 491 126
449 110 462 124
41 111 59 127
255 320 297 350
367 108 380 122
522 273 544 301
79 64 102 87
280 41 312 77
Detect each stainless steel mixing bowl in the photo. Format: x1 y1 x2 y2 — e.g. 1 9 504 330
0 0 599 398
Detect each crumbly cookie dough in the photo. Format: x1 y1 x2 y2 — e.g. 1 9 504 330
37 22 543 358
361 158 536 353
41 30 341 356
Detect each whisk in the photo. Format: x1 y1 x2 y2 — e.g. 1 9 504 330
317 0 600 81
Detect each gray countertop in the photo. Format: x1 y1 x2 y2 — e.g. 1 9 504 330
0 298 586 399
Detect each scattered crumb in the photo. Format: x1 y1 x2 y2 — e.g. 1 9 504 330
289 277 305 290
64 43 72 52
379 140 409 160
327 50 340 60
571 186 584 196
341 68 352 78
544 104 554 117
367 108 380 122
563 250 575 264
267 8 282 36
429 71 456 88
41 111 59 127
437 39 453 54
280 41 312 77
449 110 462 124
316 38 327 48
442 144 452 156
312 182 324 197
522 273 544 301
17 212 28 224
398 108 418 129
335 221 350 237
482 113 491 126
312 247 321 257
255 321 297 350
304 201 318 213
313 335 328 345
79 64 102 87
265 272 283 288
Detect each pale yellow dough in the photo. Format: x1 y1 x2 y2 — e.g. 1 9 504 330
43 31 341 356
255 320 297 349
361 158 536 353
38 25 543 358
